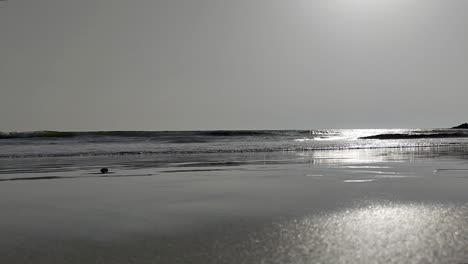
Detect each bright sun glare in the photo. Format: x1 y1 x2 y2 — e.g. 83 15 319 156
327 0 415 17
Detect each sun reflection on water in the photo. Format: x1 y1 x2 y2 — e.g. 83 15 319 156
242 202 468 263
294 148 410 165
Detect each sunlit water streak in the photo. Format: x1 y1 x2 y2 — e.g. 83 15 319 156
229 201 468 264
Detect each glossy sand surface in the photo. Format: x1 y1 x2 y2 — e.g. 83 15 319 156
1 148 468 263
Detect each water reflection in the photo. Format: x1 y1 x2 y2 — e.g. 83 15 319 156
1 146 468 178
294 146 468 165
343 179 374 183
242 202 468 263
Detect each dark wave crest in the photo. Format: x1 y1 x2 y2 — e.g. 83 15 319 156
0 130 324 140
0 131 140 139
200 130 273 137
0 131 77 139
360 132 468 140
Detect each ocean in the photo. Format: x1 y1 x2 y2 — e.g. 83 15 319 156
3 128 468 263
1 128 468 177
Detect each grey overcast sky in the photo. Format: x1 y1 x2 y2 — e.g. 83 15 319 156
1 0 467 131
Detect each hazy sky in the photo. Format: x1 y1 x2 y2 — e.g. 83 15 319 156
1 0 467 131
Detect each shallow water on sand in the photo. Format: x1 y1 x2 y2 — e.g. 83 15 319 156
1 147 468 263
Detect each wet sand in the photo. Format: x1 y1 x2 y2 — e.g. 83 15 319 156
1 148 468 263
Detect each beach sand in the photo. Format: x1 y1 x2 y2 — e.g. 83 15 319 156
1 148 468 263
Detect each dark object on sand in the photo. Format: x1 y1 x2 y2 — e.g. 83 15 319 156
452 123 468 129
100 168 109 174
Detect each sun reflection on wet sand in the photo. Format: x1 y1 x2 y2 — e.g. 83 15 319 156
240 202 468 263
343 179 374 183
